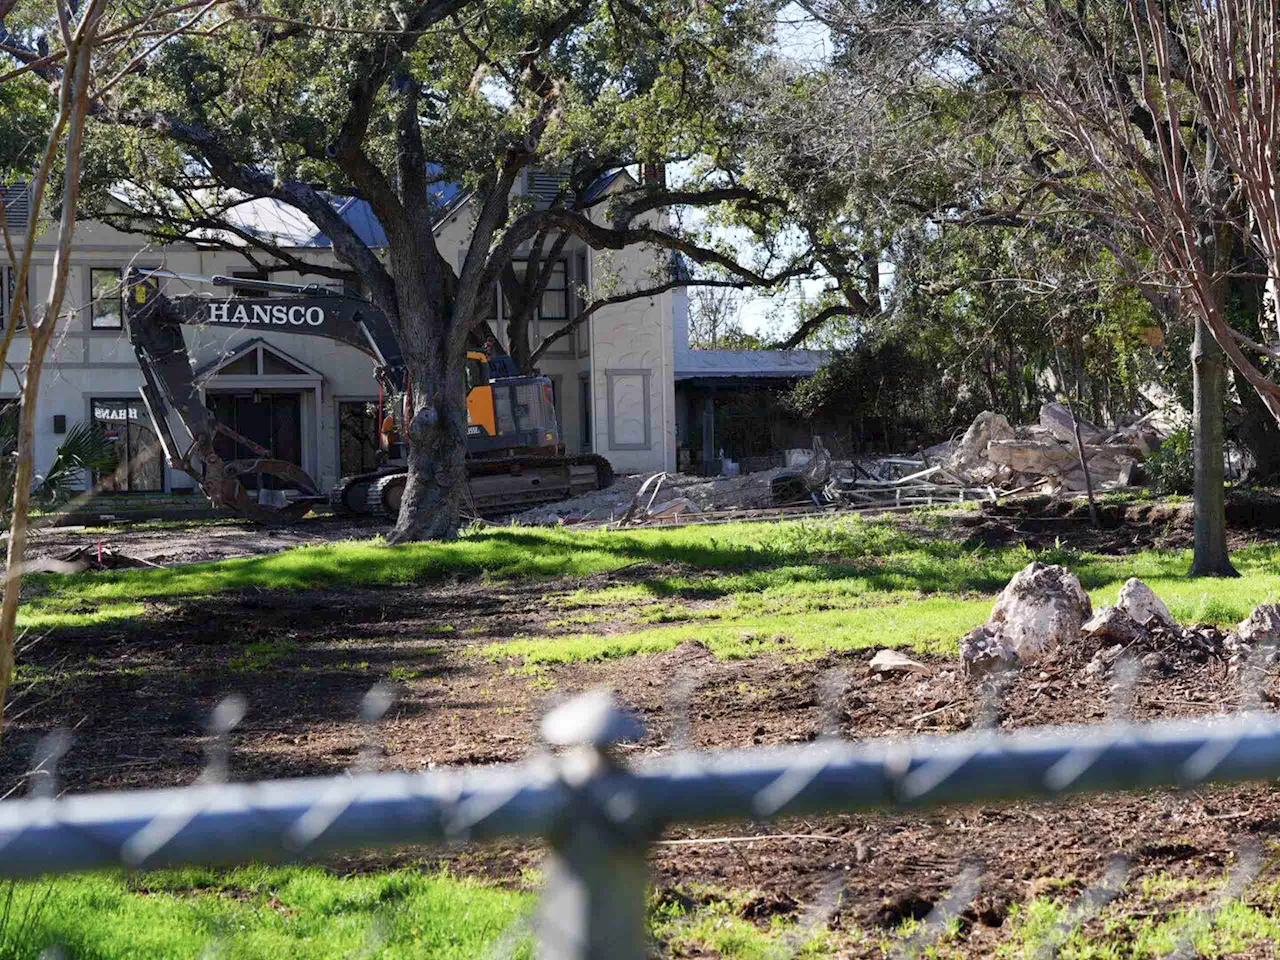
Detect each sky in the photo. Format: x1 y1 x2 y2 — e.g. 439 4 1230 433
729 5 835 338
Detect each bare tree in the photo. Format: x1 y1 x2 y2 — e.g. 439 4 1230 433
0 0 223 733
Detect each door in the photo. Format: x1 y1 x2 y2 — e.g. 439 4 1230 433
206 392 303 490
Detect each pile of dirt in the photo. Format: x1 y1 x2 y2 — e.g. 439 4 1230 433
511 468 786 524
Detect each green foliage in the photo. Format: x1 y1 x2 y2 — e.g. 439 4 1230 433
35 420 117 505
0 417 118 523
1146 427 1194 496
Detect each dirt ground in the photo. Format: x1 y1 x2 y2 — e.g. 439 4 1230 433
4 543 1280 954
13 514 388 566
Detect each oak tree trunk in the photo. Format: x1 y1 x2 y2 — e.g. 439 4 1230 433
387 349 468 543
1190 316 1239 577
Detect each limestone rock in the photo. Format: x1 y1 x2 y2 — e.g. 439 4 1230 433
1116 578 1177 630
1082 605 1146 646
1238 604 1280 647
868 649 931 676
960 627 1019 679
985 561 1092 661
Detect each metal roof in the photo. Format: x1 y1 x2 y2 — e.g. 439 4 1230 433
674 347 829 380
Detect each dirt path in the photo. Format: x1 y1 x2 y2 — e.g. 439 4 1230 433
2 570 1277 952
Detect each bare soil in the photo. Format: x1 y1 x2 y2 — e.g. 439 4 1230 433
16 514 390 565
4 555 1280 954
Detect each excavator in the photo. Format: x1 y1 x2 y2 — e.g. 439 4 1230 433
123 270 613 524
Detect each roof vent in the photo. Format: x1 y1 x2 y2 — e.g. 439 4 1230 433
526 169 567 209
1 183 31 232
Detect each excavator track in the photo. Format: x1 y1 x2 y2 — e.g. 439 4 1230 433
360 454 614 519
329 470 395 516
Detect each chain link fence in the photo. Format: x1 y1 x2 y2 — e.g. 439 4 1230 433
2 677 1280 958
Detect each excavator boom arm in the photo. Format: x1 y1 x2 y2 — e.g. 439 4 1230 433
122 272 402 522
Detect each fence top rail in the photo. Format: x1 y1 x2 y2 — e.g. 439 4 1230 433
0 707 1278 880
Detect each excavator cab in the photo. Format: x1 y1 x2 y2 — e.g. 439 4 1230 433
376 350 561 461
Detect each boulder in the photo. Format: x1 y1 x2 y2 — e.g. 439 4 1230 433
1116 578 1177 630
868 649 932 676
1082 605 1147 646
1238 604 1280 647
983 561 1093 661
1040 402 1107 446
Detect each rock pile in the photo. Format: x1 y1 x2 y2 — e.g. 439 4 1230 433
958 563 1280 686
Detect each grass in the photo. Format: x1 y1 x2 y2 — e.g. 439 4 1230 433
0 869 875 959
996 875 1280 958
20 518 1280 665
0 867 532 959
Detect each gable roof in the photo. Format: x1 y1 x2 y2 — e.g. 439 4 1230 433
194 337 325 380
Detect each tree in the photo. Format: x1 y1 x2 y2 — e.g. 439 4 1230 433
0 0 216 733
689 285 762 349
748 0 1280 575
78 0 806 541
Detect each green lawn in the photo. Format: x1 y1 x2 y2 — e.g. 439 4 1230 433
0 867 531 959
20 518 1280 660
5 866 1278 959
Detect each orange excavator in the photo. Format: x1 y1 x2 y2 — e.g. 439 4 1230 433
124 270 612 523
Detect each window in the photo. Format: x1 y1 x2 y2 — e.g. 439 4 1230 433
0 266 21 329
90 268 123 329
92 398 164 491
575 250 590 357
338 401 381 476
606 369 652 451
539 260 568 322
579 376 592 450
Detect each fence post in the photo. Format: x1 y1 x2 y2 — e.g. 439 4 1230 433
536 691 651 960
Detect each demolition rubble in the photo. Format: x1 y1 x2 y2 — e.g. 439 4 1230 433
770 402 1172 511
939 562 1275 684
515 401 1174 526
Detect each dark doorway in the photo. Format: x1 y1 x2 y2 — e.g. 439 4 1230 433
338 400 380 476
207 392 302 490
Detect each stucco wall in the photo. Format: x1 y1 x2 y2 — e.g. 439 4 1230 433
6 185 676 497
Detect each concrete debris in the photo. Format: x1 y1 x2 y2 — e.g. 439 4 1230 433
1227 604 1280 676
947 412 1015 485
868 649 932 675
767 402 1174 511
985 562 1092 661
959 627 1020 679
513 468 785 525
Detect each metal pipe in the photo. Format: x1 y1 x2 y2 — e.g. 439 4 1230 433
0 714 1277 880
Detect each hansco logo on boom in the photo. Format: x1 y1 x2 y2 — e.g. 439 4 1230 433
206 302 326 327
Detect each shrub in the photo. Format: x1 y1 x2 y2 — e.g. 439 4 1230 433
1146 427 1194 495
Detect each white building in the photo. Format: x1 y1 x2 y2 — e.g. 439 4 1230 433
2 172 685 496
